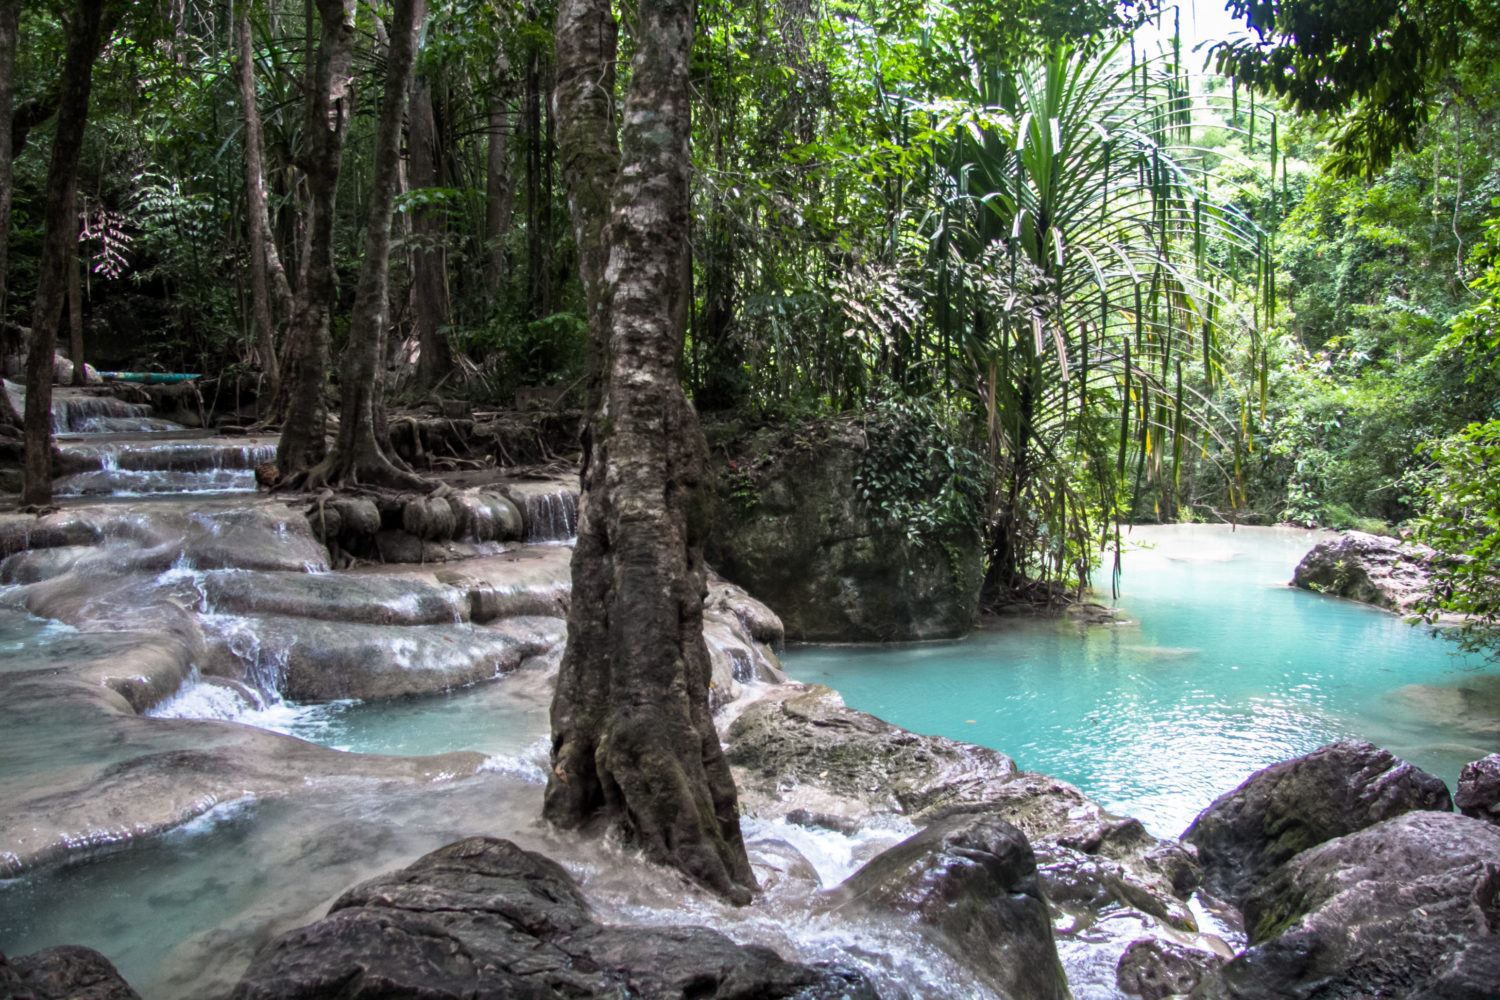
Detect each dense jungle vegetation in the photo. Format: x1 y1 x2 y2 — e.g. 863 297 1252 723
3 0 1499 642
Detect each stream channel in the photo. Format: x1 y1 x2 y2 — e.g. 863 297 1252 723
1 387 1497 1000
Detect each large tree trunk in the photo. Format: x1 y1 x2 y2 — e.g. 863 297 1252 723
408 45 453 390
545 0 755 905
276 0 355 475
301 0 421 489
0 0 18 319
21 0 110 508
236 3 292 412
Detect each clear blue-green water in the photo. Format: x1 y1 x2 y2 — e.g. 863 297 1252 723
783 524 1500 836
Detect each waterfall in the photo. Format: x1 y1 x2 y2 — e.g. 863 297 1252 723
521 489 579 542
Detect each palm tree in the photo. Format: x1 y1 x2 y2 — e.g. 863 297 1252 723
915 40 1273 598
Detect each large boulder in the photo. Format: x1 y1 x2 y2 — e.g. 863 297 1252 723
1291 531 1436 614
728 685 1203 945
230 836 877 1000
825 811 1068 1000
1192 811 1500 999
1116 938 1225 1000
1 945 141 1000
1407 940 1500 1000
705 418 981 641
726 684 1017 820
1455 753 1500 826
1182 740 1452 908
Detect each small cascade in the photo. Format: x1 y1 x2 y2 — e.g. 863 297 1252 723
50 394 156 434
53 438 278 496
201 613 292 706
521 488 579 542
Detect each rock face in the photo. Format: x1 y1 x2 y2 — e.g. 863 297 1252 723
230 836 877 1000
1192 811 1500 1000
705 419 981 641
0 945 142 1000
1182 739 1452 908
1290 530 1435 614
827 811 1068 1000
1455 753 1500 825
1116 938 1225 1000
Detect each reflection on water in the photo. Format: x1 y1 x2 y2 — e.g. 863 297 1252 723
784 524 1500 836
0 776 552 999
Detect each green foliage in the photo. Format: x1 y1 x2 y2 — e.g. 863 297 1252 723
1247 77 1500 530
854 385 985 545
460 310 586 402
1212 0 1500 176
1412 420 1500 652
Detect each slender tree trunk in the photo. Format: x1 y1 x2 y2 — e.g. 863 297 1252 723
408 28 453 391
67 246 83 384
484 52 515 294
546 0 755 905
0 0 19 319
236 3 291 411
276 0 354 476
525 53 545 318
301 0 421 489
21 0 110 508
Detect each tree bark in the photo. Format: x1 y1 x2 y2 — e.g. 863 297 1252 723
408 37 453 390
0 0 18 319
300 0 421 489
275 0 355 476
483 52 515 294
21 0 110 508
236 3 292 411
546 0 755 905
67 246 83 384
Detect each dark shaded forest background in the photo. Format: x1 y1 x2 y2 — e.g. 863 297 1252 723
3 0 1499 637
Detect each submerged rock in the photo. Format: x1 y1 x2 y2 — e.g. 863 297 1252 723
230 836 878 1000
1193 811 1500 999
826 811 1068 1000
1182 739 1452 909
1290 530 1435 614
1455 753 1500 826
1 945 141 1000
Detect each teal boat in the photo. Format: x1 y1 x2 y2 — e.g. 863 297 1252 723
96 372 201 384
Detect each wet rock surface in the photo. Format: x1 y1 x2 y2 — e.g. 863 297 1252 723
231 837 879 1000
1116 938 1225 1000
1182 739 1453 909
205 613 566 701
1291 530 1436 614
0 945 142 1000
1455 753 1500 825
727 684 1209 985
825 811 1068 1000
0 488 785 878
1193 811 1500 1000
